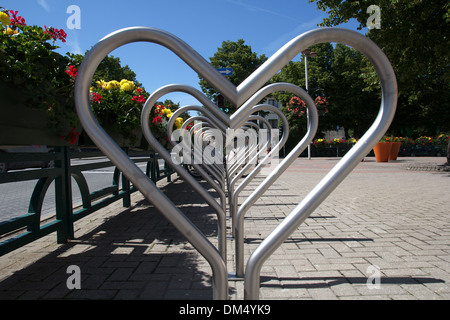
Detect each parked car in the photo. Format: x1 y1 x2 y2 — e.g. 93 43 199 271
0 145 53 173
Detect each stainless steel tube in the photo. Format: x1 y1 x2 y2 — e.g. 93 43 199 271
243 28 397 300
74 27 229 299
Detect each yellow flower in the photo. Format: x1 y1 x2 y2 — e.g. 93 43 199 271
166 112 173 119
120 79 134 91
162 108 171 115
0 12 10 26
103 80 120 90
110 80 120 89
96 80 106 89
175 117 184 129
3 27 18 35
120 82 132 91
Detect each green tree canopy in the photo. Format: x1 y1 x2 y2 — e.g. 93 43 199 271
309 0 450 137
68 53 142 88
199 39 267 113
272 42 380 150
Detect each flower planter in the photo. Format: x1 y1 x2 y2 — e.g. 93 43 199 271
389 142 401 160
373 142 392 162
0 81 80 147
79 128 144 149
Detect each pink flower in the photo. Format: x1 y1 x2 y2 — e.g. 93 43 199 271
315 96 329 105
289 96 306 107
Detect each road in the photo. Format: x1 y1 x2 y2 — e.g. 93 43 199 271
0 157 160 223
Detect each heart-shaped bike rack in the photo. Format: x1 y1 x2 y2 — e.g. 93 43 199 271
74 26 397 300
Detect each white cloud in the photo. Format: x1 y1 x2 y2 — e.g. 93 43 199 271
226 0 296 22
37 0 50 12
66 31 83 55
263 17 324 55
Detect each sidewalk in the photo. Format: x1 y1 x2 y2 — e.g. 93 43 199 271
0 156 449 300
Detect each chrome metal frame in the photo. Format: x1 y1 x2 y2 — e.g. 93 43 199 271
74 26 397 300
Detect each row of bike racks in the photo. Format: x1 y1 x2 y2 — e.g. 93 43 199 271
74 27 397 299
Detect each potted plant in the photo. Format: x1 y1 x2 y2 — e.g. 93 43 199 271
147 102 185 150
0 8 80 146
389 136 403 160
436 133 450 163
373 136 392 162
313 138 327 149
87 79 148 147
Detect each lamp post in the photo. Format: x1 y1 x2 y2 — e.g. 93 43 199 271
303 48 317 159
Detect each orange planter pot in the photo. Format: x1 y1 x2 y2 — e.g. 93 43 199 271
389 142 401 160
373 142 392 162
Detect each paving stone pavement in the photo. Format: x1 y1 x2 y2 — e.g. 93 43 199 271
0 156 449 300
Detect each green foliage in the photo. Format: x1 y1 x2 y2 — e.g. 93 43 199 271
272 42 380 146
199 39 267 113
67 53 142 88
0 8 153 145
0 11 77 135
89 80 147 144
309 0 450 136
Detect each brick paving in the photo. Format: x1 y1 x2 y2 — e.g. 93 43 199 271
0 156 449 300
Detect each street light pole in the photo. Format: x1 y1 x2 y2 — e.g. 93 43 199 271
303 48 317 160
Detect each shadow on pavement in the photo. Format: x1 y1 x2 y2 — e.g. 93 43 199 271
0 176 227 300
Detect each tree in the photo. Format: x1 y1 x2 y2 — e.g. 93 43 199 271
68 53 142 88
199 39 267 113
327 43 380 138
271 42 380 153
309 0 450 137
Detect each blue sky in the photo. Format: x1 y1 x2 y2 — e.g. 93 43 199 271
2 0 363 106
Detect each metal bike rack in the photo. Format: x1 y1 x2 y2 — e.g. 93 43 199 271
241 29 398 299
74 26 397 300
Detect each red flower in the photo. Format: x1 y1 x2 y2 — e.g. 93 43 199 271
9 10 26 27
91 92 102 103
65 65 77 78
44 26 67 43
152 116 162 124
60 127 79 145
132 95 146 104
68 127 79 145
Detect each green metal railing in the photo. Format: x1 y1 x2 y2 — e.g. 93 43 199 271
0 147 174 256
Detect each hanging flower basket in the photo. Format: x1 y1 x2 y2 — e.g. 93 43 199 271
0 9 80 147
